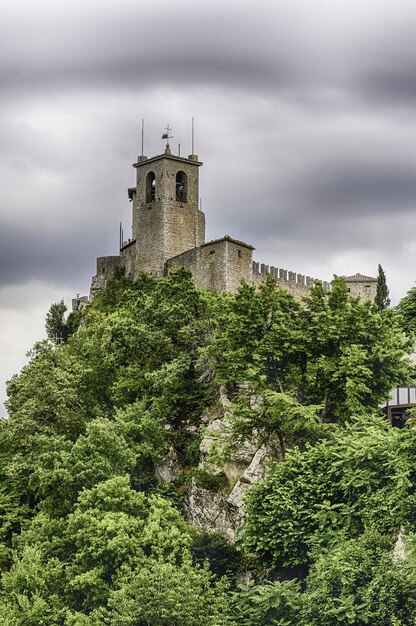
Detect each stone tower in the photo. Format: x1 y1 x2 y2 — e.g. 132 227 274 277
343 273 377 301
128 145 206 277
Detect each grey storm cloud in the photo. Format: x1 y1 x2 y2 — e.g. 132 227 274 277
295 161 416 216
0 226 93 287
2 0 416 107
357 62 416 106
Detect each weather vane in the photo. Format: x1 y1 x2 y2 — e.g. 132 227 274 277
161 124 173 148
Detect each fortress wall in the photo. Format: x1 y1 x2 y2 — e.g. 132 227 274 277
95 255 121 275
163 201 206 262
120 241 137 279
72 295 89 312
345 280 377 301
252 261 330 300
165 237 253 293
90 255 121 298
223 239 253 292
161 157 205 258
165 244 225 291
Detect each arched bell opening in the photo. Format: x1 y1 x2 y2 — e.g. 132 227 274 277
176 171 187 203
146 171 156 203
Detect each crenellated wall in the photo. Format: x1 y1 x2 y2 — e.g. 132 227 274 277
252 261 330 299
90 249 333 301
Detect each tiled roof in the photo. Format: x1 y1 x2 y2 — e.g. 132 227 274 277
201 235 255 250
343 272 377 283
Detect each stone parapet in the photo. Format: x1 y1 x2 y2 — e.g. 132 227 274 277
252 261 330 299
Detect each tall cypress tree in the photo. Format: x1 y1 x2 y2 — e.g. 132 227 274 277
375 264 390 310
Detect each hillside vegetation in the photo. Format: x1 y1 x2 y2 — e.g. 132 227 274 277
2 268 416 625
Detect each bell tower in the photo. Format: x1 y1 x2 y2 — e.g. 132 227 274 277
129 134 205 277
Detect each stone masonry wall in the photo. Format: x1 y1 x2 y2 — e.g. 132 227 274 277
346 280 377 301
132 186 165 276
120 240 137 279
165 236 253 293
252 261 331 300
90 255 121 298
223 238 254 292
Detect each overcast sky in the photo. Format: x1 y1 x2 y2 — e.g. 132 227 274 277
2 0 416 413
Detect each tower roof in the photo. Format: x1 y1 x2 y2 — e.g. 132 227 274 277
201 235 255 250
343 272 377 283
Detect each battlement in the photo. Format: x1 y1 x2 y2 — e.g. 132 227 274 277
252 261 330 299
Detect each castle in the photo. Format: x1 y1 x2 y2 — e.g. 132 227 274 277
89 136 376 301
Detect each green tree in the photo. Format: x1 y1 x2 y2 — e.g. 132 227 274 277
45 300 69 344
232 580 303 626
0 546 65 625
303 532 416 626
300 277 408 422
207 276 411 455
100 559 232 626
206 276 302 393
397 285 416 336
375 264 390 310
3 267 416 625
1 476 233 623
243 418 409 567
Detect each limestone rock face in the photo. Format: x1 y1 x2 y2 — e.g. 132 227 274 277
182 389 279 542
185 479 238 542
392 527 409 561
184 442 273 542
155 447 181 483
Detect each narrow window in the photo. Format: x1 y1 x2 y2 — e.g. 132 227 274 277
146 171 156 203
176 171 187 202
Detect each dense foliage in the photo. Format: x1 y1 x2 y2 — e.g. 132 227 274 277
397 284 416 337
206 275 410 456
1 268 416 624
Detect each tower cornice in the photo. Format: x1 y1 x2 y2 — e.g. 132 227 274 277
133 153 202 168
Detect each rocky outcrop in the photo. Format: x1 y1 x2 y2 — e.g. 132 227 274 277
185 441 274 542
155 446 181 483
392 527 410 561
183 387 280 542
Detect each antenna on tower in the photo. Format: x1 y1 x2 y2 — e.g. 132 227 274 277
119 222 123 251
141 119 144 157
191 116 195 154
